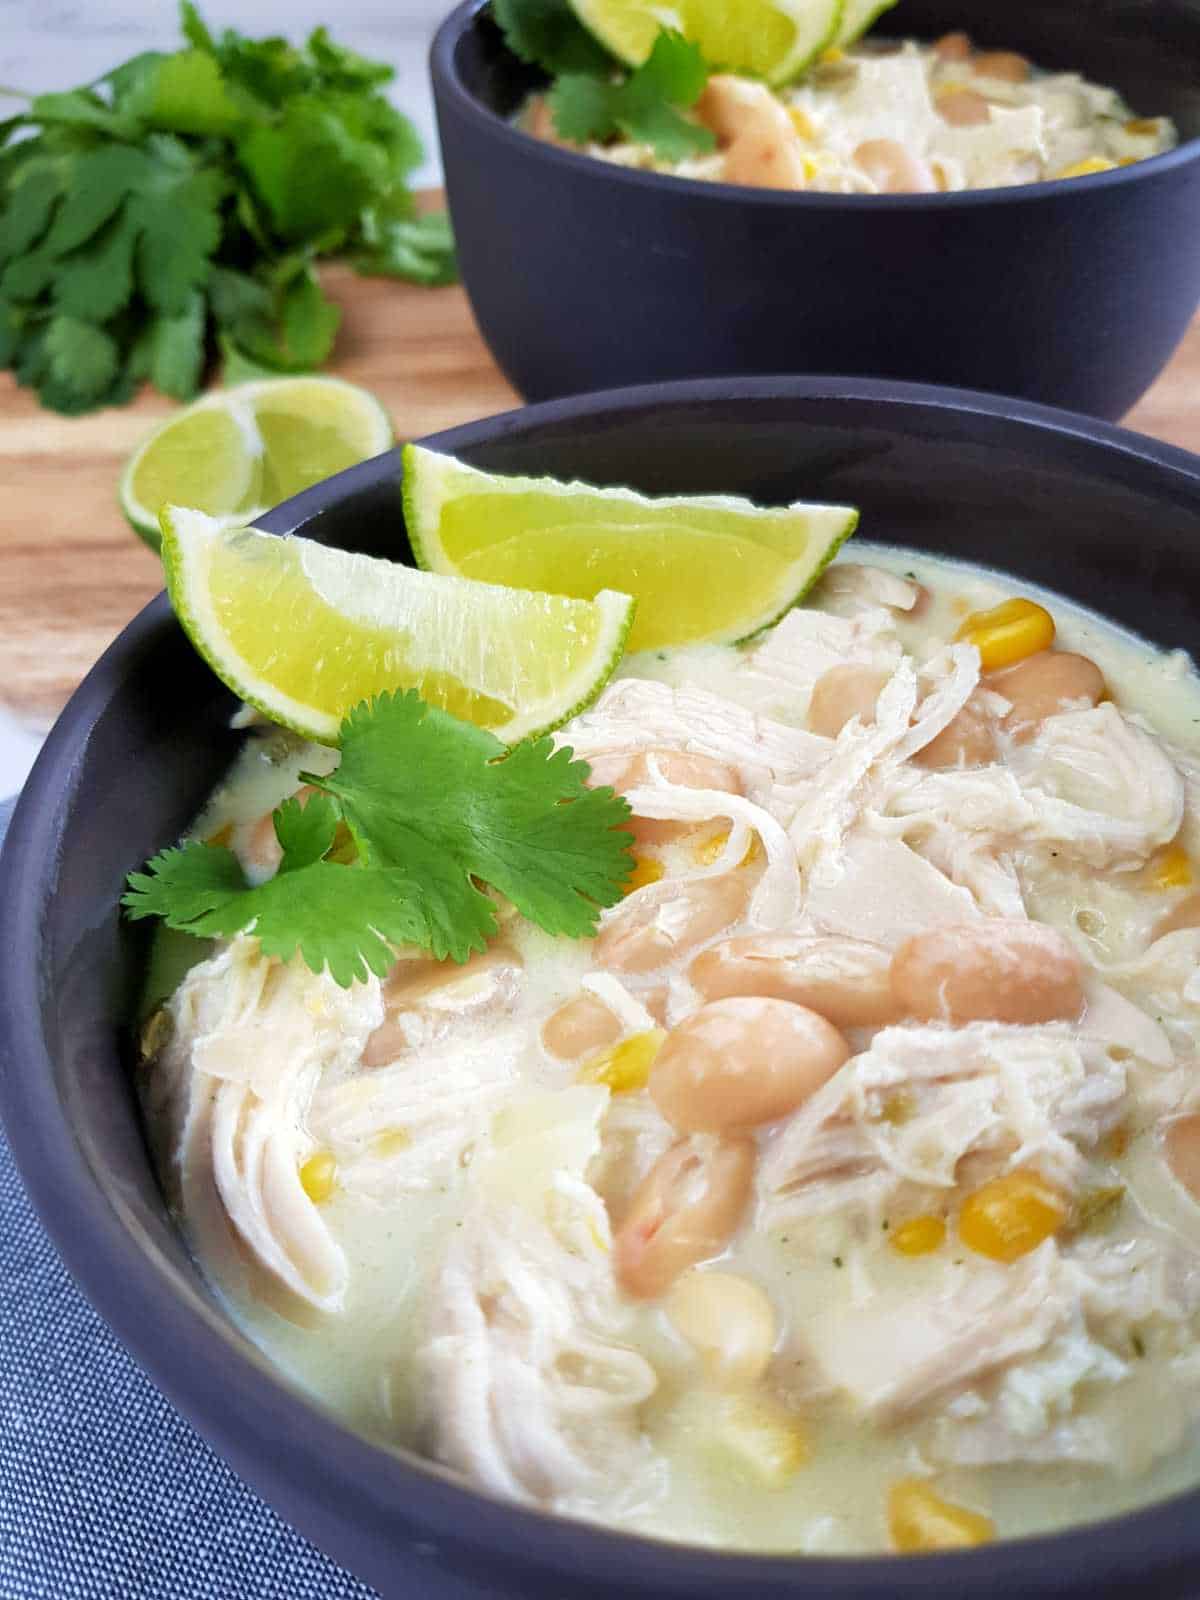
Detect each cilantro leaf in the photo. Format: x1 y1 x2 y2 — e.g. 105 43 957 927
27 90 139 140
121 49 250 137
277 268 341 367
0 159 64 263
124 693 635 985
549 31 715 162
622 27 710 116
221 263 340 373
493 0 613 76
238 96 386 240
53 210 138 322
145 288 207 398
40 146 153 258
307 27 395 91
123 792 434 988
179 2 216 53
0 296 20 366
312 691 634 962
131 167 225 314
354 211 458 288
43 315 120 404
545 74 614 145
0 4 453 413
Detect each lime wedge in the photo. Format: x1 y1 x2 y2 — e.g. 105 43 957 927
835 0 899 45
567 0 844 85
160 507 636 745
120 377 394 551
403 445 857 654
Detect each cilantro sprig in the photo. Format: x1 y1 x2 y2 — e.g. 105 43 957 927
123 691 635 988
495 0 716 162
0 2 456 414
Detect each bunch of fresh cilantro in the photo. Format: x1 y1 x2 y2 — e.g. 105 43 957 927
124 691 635 989
0 2 456 414
494 0 718 163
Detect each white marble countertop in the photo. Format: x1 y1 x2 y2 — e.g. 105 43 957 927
0 1 454 797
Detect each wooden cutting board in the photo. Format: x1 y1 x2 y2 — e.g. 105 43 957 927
2 214 1199 729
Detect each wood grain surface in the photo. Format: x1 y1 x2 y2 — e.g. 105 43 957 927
1 216 1198 729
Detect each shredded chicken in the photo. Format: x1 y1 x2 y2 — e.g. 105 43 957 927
759 1023 1127 1231
803 1243 1073 1421
421 1089 664 1511
309 1022 524 1199
161 938 381 1312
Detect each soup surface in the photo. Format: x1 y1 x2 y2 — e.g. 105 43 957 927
142 545 1200 1554
523 34 1176 193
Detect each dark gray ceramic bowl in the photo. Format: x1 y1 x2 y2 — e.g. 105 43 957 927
433 0 1200 419
4 378 1200 1599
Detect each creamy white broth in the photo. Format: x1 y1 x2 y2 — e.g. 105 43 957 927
525 37 1176 194
147 548 1200 1554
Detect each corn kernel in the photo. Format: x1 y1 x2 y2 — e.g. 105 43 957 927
888 1479 994 1552
372 1128 411 1159
1055 156 1118 179
1125 117 1160 136
1146 843 1193 891
890 1215 947 1256
788 106 817 139
709 1393 808 1487
299 1150 337 1204
958 1167 1068 1263
694 829 762 868
623 855 665 895
578 1029 665 1095
955 597 1055 671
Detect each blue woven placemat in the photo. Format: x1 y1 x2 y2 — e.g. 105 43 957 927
0 797 381 1600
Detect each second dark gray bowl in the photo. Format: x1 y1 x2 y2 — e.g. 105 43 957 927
433 0 1200 419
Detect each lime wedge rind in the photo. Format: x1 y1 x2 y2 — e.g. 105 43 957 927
120 377 393 553
160 506 636 747
835 0 899 47
403 442 859 653
735 505 859 643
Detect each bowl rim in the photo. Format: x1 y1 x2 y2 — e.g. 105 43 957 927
5 374 1200 1596
432 0 1200 212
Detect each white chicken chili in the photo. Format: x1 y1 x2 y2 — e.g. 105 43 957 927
525 33 1176 193
141 545 1200 1554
